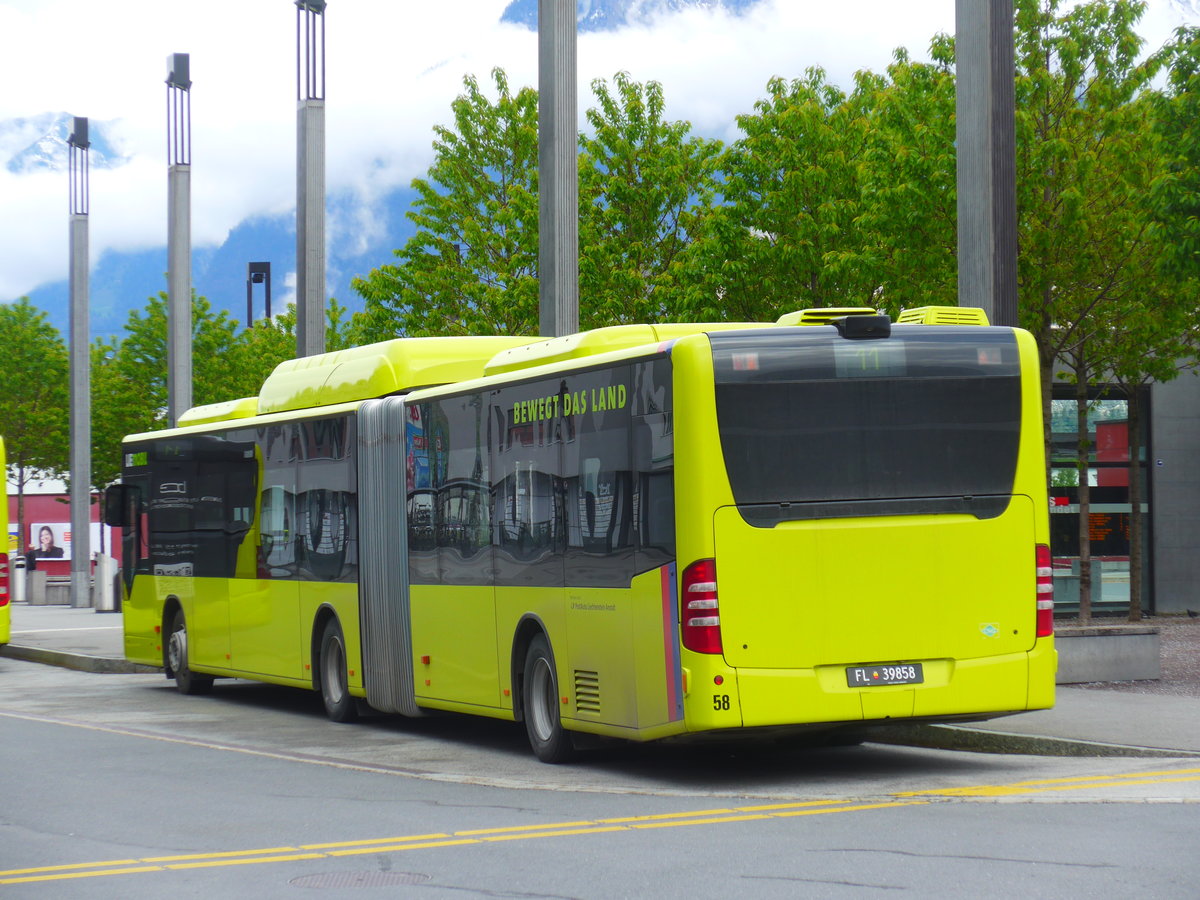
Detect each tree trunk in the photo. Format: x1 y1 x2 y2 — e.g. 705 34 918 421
1039 345 1055 484
1076 377 1092 624
1126 386 1144 622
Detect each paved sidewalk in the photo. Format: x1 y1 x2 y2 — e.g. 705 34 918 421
2 603 150 673
5 602 1200 758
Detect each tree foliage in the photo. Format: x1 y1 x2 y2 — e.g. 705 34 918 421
91 296 356 489
1012 0 1162 425
353 69 541 339
577 72 722 326
0 297 69 480
1146 26 1200 279
0 298 70 540
852 40 960 314
685 69 874 322
91 293 241 487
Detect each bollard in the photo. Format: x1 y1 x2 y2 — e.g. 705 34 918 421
28 569 47 606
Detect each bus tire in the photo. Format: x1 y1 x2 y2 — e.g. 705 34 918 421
319 618 358 723
167 608 213 696
522 634 574 763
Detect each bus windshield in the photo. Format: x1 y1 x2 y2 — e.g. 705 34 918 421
710 327 1022 521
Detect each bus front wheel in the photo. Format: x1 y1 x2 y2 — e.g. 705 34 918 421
319 618 358 723
167 609 213 696
522 635 574 763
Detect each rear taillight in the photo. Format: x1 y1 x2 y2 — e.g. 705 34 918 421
0 555 9 608
1036 544 1053 637
681 558 722 654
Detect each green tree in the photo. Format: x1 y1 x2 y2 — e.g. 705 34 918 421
93 296 357 488
1012 0 1158 458
92 293 249 487
852 40 960 315
577 72 722 326
1147 26 1200 279
685 69 875 322
223 299 357 402
0 297 69 541
1006 0 1200 621
353 69 541 339
90 336 138 490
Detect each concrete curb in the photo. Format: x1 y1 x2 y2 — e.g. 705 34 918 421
869 723 1200 759
0 644 159 675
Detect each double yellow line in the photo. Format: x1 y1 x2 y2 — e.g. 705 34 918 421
0 799 921 886
897 766 1200 798
7 768 1200 886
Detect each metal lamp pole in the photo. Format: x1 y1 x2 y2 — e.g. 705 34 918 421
296 0 327 357
67 117 92 608
166 52 193 425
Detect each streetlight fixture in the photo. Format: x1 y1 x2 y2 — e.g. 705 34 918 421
247 261 272 324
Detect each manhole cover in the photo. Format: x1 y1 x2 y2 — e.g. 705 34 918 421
290 871 432 889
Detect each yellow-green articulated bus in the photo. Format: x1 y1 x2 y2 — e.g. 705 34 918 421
106 308 1055 762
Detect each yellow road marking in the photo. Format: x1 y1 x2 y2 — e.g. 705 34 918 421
0 859 141 877
4 705 1199 888
898 767 1200 798
454 819 598 836
301 832 449 849
775 801 927 817
329 839 479 856
483 826 630 841
632 814 771 829
6 764 1200 886
0 799 918 886
1 866 164 886
164 853 326 870
144 846 300 862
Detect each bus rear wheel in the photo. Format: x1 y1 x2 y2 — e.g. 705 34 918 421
319 618 358 723
522 634 574 763
167 608 213 696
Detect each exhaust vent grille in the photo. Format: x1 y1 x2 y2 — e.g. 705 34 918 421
776 307 878 327
896 306 990 326
574 670 601 715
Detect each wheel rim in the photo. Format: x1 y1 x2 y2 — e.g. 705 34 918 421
168 626 186 674
529 656 556 743
323 636 346 704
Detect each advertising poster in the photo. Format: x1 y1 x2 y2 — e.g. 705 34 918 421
26 523 113 564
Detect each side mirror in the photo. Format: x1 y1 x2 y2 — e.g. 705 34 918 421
103 484 137 527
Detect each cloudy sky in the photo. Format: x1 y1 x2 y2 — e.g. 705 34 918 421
0 0 1192 305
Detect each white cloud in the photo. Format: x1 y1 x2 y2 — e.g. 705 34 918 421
7 0 1188 305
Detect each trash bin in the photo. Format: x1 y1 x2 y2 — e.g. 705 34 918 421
11 554 25 605
93 553 118 612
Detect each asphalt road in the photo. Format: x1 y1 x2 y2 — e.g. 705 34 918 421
2 657 1199 898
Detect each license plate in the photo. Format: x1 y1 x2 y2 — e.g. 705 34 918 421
846 663 924 687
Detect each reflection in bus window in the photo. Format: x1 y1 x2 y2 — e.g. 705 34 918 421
259 486 295 579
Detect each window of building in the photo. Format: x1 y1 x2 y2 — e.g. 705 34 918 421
1048 390 1150 616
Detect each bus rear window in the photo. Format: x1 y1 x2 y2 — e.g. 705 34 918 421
711 328 1022 519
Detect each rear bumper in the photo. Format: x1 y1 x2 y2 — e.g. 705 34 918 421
695 643 1056 732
